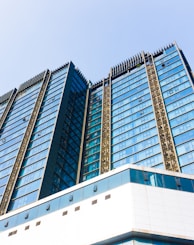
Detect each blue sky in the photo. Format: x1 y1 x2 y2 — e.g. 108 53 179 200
0 0 194 96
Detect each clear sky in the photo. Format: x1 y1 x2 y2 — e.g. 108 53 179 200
0 0 194 96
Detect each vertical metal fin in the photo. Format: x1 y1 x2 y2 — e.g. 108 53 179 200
100 78 111 174
0 89 17 130
143 53 180 172
0 70 51 215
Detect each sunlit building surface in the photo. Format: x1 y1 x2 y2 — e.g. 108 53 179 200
0 42 194 244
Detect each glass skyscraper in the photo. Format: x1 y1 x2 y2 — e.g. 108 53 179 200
0 42 194 216
81 42 194 181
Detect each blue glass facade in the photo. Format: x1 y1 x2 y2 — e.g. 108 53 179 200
81 85 102 181
111 66 163 170
0 63 89 212
0 42 194 213
81 43 194 182
0 82 43 205
154 46 194 173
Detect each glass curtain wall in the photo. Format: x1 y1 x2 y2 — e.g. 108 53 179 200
111 66 163 169
154 45 194 174
8 67 68 211
81 86 102 181
0 82 43 205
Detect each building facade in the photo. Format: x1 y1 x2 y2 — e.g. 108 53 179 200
0 62 89 214
0 42 194 243
81 42 194 180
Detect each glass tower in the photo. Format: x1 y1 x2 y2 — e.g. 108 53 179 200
81 42 194 181
0 62 89 214
0 42 194 214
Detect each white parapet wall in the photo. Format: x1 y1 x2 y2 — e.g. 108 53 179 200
1 181 194 244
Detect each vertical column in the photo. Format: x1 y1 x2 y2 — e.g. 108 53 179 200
76 86 90 183
143 53 180 172
100 78 111 174
0 70 51 215
0 89 17 130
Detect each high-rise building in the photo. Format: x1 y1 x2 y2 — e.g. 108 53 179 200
0 42 194 244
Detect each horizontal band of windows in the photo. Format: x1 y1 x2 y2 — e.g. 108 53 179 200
16 168 44 188
112 98 152 118
112 88 150 111
47 75 66 89
174 129 194 146
112 120 157 145
88 107 102 116
22 149 48 167
112 136 159 162
84 153 100 165
85 138 101 150
111 67 146 89
181 163 194 174
0 166 12 179
87 124 101 134
163 81 191 100
112 116 155 139
33 117 56 133
0 175 9 187
89 103 102 112
154 49 177 64
0 158 15 173
41 94 61 109
0 149 18 163
25 141 51 158
112 77 147 98
82 161 99 174
112 82 148 104
158 65 184 81
51 68 67 80
15 82 42 102
112 92 150 113
88 112 102 121
20 158 46 176
112 128 158 152
159 70 186 87
84 146 100 158
161 75 188 94
112 153 163 169
87 118 101 128
11 179 41 199
172 119 194 137
112 105 154 125
167 100 194 120
1 125 26 141
12 85 41 107
166 93 194 113
28 132 53 149
90 91 103 99
6 96 38 120
44 83 64 100
2 106 34 130
82 169 99 181
164 87 193 105
157 60 182 76
0 185 6 196
35 112 58 128
8 190 39 211
156 53 179 71
0 134 23 153
112 144 161 166
170 108 194 128
179 151 194 167
176 139 194 156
